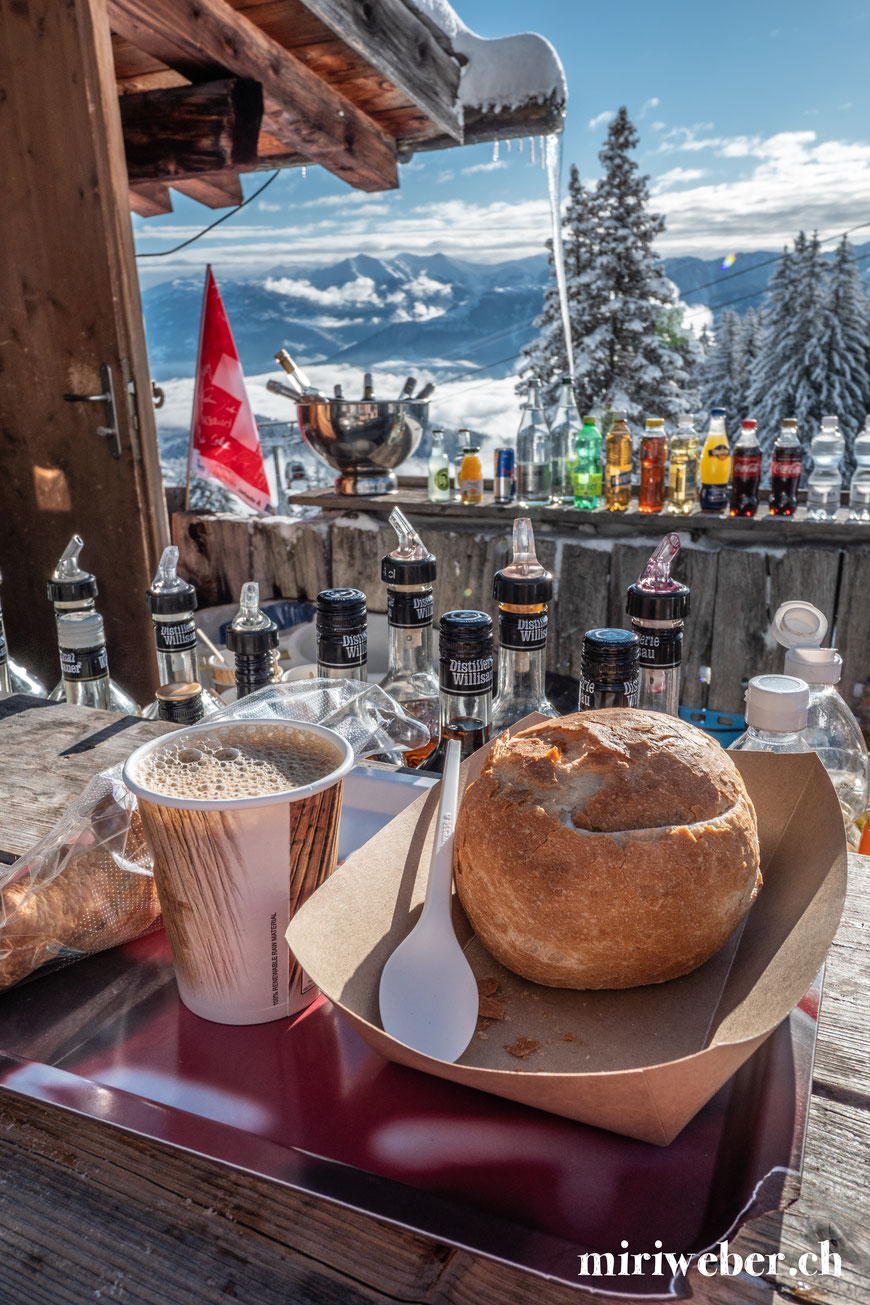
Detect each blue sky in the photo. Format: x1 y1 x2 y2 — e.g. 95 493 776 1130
134 0 870 283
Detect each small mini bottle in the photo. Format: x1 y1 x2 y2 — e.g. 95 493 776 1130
427 429 451 503
699 407 731 513
226 582 280 699
848 417 870 523
316 588 367 680
458 441 484 505
548 375 580 504
571 415 603 510
638 416 667 513
57 610 112 710
730 675 811 754
156 682 206 726
729 419 762 518
379 510 439 767
626 534 690 717
579 628 640 709
768 418 803 516
144 546 221 717
515 381 552 507
491 518 558 731
665 414 700 514
604 411 633 511
425 611 494 774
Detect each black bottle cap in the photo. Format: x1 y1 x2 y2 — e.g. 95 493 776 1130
625 582 690 622
439 610 492 640
146 579 197 615
381 553 436 586
493 569 553 605
47 572 98 603
316 588 367 620
225 612 278 656
581 627 639 671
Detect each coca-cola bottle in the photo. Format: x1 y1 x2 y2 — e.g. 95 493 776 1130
729 419 762 517
768 418 803 516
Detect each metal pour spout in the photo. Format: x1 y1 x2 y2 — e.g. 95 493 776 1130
502 517 546 580
150 545 187 597
231 581 270 631
636 533 683 593
52 534 91 586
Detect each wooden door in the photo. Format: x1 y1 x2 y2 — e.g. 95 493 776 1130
0 0 169 704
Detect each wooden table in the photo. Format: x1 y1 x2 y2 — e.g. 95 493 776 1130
0 699 867 1304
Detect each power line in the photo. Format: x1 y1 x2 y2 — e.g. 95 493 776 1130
135 172 280 258
679 217 870 297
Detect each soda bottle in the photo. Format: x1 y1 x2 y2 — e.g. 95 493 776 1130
548 375 580 504
768 418 803 516
572 415 603 510
807 415 845 521
604 411 632 511
665 414 700 514
638 417 667 513
515 381 552 507
427 429 450 502
699 407 731 513
729 419 762 517
848 417 870 523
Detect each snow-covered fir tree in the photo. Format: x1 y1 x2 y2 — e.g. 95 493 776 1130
696 308 745 435
815 237 869 475
734 307 763 426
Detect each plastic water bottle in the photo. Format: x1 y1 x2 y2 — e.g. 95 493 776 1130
848 416 870 522
807 415 845 521
548 376 580 504
729 676 811 755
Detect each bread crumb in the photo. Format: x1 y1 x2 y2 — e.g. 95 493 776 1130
560 1031 576 1042
504 1037 540 1059
477 977 499 997
476 1030 489 1040
478 995 505 1020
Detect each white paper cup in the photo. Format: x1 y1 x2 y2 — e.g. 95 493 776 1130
123 719 353 1025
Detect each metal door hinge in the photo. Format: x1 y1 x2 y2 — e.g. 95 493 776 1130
62 363 122 459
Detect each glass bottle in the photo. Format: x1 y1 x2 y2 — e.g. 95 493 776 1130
143 546 222 717
729 419 762 517
626 534 690 717
425 611 494 774
549 375 580 504
768 418 803 516
571 415 603 510
315 588 367 681
226 582 280 698
379 509 439 767
578 628 640 709
0 581 11 695
427 429 451 503
665 414 700 514
604 411 633 512
515 380 552 507
638 416 667 513
458 442 484 505
730 675 811 754
274 348 323 398
807 415 845 521
0 566 47 697
491 518 558 731
156 682 206 727
848 418 870 522
57 610 111 710
698 407 731 513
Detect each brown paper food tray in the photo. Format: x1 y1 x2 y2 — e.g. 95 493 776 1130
287 729 847 1146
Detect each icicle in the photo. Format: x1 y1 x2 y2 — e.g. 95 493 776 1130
492 139 500 163
301 166 308 179
539 137 545 169
544 133 574 380
518 137 524 154
529 136 536 166
506 138 512 153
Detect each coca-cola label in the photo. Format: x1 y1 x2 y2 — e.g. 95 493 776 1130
733 454 762 476
387 591 433 629
317 629 367 669
499 610 547 651
772 459 802 478
636 627 683 669
155 616 197 653
60 643 108 682
441 654 494 696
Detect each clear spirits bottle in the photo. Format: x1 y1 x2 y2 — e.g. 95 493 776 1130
316 588 367 681
379 509 439 767
226 582 280 698
425 611 494 773
57 610 112 710
516 380 552 507
0 566 47 697
143 546 223 717
0 580 11 695
491 518 558 731
626 534 690 717
549 375 580 504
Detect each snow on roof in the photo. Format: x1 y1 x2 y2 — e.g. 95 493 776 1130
409 0 567 119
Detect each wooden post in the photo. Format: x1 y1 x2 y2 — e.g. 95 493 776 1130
0 0 169 703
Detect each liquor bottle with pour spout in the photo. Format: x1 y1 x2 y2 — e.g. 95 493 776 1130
56 609 112 710
46 536 138 712
626 533 690 717
424 611 494 774
379 509 439 767
491 518 558 731
143 545 222 718
226 582 280 699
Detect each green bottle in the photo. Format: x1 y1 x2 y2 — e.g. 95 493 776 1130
572 415 603 509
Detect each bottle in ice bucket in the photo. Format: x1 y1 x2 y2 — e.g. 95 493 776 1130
425 610 493 774
491 518 558 731
729 419 762 517
144 546 222 717
56 609 112 710
226 582 280 698
665 414 700 514
807 415 845 521
571 415 602 510
604 411 633 512
46 535 138 712
768 418 803 516
699 407 731 513
578 628 640 709
516 379 552 507
427 429 451 503
848 417 870 522
638 416 667 513
315 588 367 681
458 441 484 505
379 509 439 767
729 675 811 754
549 375 580 504
626 534 690 717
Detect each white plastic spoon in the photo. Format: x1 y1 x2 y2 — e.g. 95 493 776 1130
378 739 479 1062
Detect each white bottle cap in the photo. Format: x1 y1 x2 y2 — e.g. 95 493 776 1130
745 675 810 732
784 646 843 685
771 600 828 650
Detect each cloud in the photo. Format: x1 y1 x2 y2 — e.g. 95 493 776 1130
651 167 708 192
588 109 615 130
436 170 455 184
461 159 507 174
258 201 281 212
639 97 660 119
264 275 383 307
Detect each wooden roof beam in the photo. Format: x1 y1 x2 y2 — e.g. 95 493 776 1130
129 183 173 216
107 0 398 191
173 173 245 207
120 78 262 184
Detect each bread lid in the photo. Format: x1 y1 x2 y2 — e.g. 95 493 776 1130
745 674 810 731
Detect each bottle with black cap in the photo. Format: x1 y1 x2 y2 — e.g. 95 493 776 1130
225 582 280 699
316 588 368 680
491 518 558 731
156 681 206 726
578 628 640 710
379 509 439 765
143 545 222 717
56 609 112 710
625 533 690 717
425 610 494 774
46 535 138 712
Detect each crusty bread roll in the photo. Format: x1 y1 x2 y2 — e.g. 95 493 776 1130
454 711 761 989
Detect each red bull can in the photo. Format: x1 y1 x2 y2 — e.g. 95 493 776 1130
493 448 516 504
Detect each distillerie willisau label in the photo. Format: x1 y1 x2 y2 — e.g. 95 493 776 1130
387 591 433 629
441 654 494 696
317 629 367 669
635 627 683 670
155 616 198 653
60 643 108 682
499 610 547 651
579 678 639 710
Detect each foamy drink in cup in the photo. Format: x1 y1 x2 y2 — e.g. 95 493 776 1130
123 720 354 1024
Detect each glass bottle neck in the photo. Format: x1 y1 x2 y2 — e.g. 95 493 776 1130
156 646 199 683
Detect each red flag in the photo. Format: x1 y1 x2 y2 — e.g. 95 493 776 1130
188 266 273 514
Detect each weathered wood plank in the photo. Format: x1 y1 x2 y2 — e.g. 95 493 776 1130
707 548 770 712
129 181 173 215
328 514 396 613
172 172 244 207
171 511 253 608
768 547 841 652
250 514 331 600
120 76 262 182
835 547 870 710
544 538 611 681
